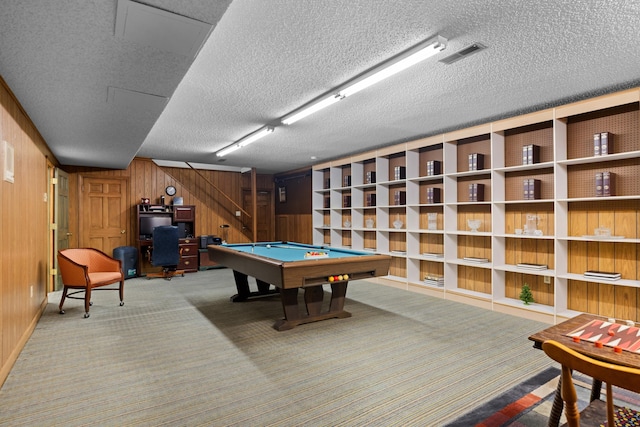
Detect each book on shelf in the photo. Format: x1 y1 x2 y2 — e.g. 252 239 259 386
424 275 444 287
468 153 485 171
463 256 489 263
343 175 351 187
603 171 614 196
426 160 441 176
522 144 540 165
366 193 376 207
365 171 376 184
593 133 601 156
600 132 612 155
476 183 485 201
424 279 444 287
595 171 614 197
391 250 407 255
516 263 548 270
394 166 406 180
523 178 541 200
584 270 621 280
424 274 444 286
468 183 485 202
426 187 441 204
422 252 444 258
600 132 611 155
394 190 406 205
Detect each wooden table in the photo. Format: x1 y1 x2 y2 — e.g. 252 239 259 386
529 313 640 426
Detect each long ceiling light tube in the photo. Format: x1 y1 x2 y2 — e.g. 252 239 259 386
216 126 274 157
218 35 446 157
339 35 447 98
281 94 342 125
238 126 274 147
216 143 241 157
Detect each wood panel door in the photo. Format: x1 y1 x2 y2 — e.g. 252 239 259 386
79 176 128 255
54 168 70 291
243 190 274 242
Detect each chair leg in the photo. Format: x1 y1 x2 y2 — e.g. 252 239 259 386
84 287 92 318
119 280 125 306
59 287 69 314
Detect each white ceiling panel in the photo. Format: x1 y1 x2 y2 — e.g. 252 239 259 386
115 0 212 58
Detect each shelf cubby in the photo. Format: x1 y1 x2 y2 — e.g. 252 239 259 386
389 256 407 279
504 271 555 307
456 204 492 233
418 206 443 231
502 202 555 236
456 265 492 295
420 260 444 280
567 279 639 321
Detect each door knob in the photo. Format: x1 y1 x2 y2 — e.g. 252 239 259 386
121 230 126 234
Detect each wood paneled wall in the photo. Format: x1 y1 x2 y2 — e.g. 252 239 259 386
0 78 53 386
274 169 313 244
65 159 276 247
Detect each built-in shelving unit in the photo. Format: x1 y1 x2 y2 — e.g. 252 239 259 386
312 88 640 324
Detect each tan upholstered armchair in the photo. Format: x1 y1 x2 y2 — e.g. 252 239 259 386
57 248 125 318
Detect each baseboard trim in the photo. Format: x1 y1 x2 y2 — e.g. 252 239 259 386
0 297 47 387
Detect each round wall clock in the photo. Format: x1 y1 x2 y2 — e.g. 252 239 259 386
165 185 176 196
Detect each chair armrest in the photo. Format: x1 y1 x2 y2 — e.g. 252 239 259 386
58 254 90 286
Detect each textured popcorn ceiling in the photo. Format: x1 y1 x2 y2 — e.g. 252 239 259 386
1 0 639 173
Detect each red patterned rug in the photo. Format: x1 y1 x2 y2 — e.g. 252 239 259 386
445 368 640 427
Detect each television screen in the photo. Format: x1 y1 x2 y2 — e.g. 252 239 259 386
140 216 172 237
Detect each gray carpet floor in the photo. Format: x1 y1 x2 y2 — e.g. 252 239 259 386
0 269 553 426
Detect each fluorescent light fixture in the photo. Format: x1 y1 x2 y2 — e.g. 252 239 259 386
238 126 274 147
339 35 447 98
216 126 274 157
216 143 241 157
281 94 342 125
152 159 250 172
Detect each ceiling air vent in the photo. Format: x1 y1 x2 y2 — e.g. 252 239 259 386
439 43 487 65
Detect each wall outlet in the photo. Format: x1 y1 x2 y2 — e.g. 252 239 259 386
235 210 241 217
544 275 551 284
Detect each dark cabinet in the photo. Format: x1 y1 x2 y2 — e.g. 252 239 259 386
178 238 198 272
174 206 195 222
136 205 197 275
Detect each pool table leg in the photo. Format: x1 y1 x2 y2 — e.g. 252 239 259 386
329 281 349 313
273 282 352 331
230 270 278 302
305 286 324 316
275 288 302 331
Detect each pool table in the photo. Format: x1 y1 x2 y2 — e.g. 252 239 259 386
208 242 391 331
